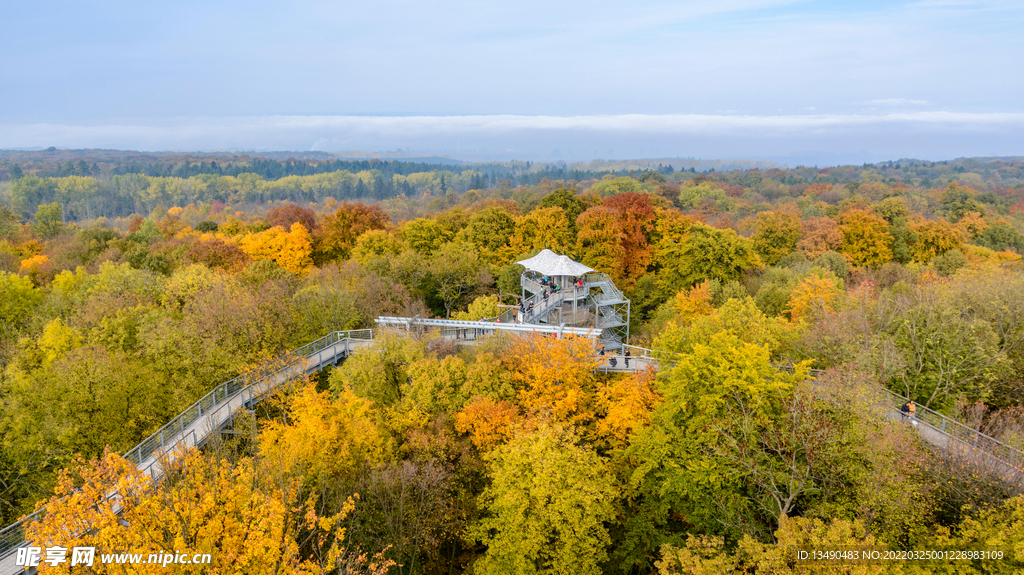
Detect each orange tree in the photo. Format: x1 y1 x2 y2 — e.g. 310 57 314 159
314 201 390 263
796 216 843 259
501 334 604 427
603 192 656 287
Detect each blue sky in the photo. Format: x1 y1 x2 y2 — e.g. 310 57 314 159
2 0 1022 163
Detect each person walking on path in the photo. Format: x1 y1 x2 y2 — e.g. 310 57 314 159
624 348 631 368
901 400 917 426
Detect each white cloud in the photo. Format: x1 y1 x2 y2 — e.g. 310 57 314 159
5 111 1024 150
868 98 930 106
0 110 1021 165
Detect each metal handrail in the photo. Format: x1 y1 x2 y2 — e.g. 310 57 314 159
582 272 626 302
795 366 1024 471
0 329 373 561
123 329 371 467
877 386 1023 469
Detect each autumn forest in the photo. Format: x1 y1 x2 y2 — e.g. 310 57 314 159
3 152 1024 573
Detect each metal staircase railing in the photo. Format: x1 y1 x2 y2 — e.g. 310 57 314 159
583 272 626 303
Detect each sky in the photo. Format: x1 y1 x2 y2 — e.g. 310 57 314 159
1 0 1022 164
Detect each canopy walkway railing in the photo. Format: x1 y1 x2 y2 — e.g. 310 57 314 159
877 385 1023 470
795 366 1024 474
0 329 373 565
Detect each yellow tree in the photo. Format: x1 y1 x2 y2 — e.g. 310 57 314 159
786 272 842 322
238 222 313 274
350 229 405 264
26 449 390 575
503 206 574 258
593 369 661 449
260 383 387 482
452 295 500 321
909 219 964 263
469 425 618 575
752 211 801 265
672 280 714 325
956 211 989 240
838 209 892 267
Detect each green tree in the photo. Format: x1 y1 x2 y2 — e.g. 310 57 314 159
622 332 804 570
3 343 165 462
430 242 487 318
592 176 644 197
33 202 65 239
979 222 1022 251
657 224 761 293
0 204 21 240
330 333 426 406
402 217 453 255
400 355 471 416
891 287 1005 408
941 182 985 222
457 206 517 262
470 425 617 575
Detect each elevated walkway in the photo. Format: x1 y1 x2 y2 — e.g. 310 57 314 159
0 329 375 572
375 316 602 339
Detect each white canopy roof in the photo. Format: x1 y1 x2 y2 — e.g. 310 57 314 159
516 249 594 277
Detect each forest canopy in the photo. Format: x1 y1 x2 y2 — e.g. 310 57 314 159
3 153 1024 573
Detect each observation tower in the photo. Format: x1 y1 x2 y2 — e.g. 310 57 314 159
504 249 631 350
